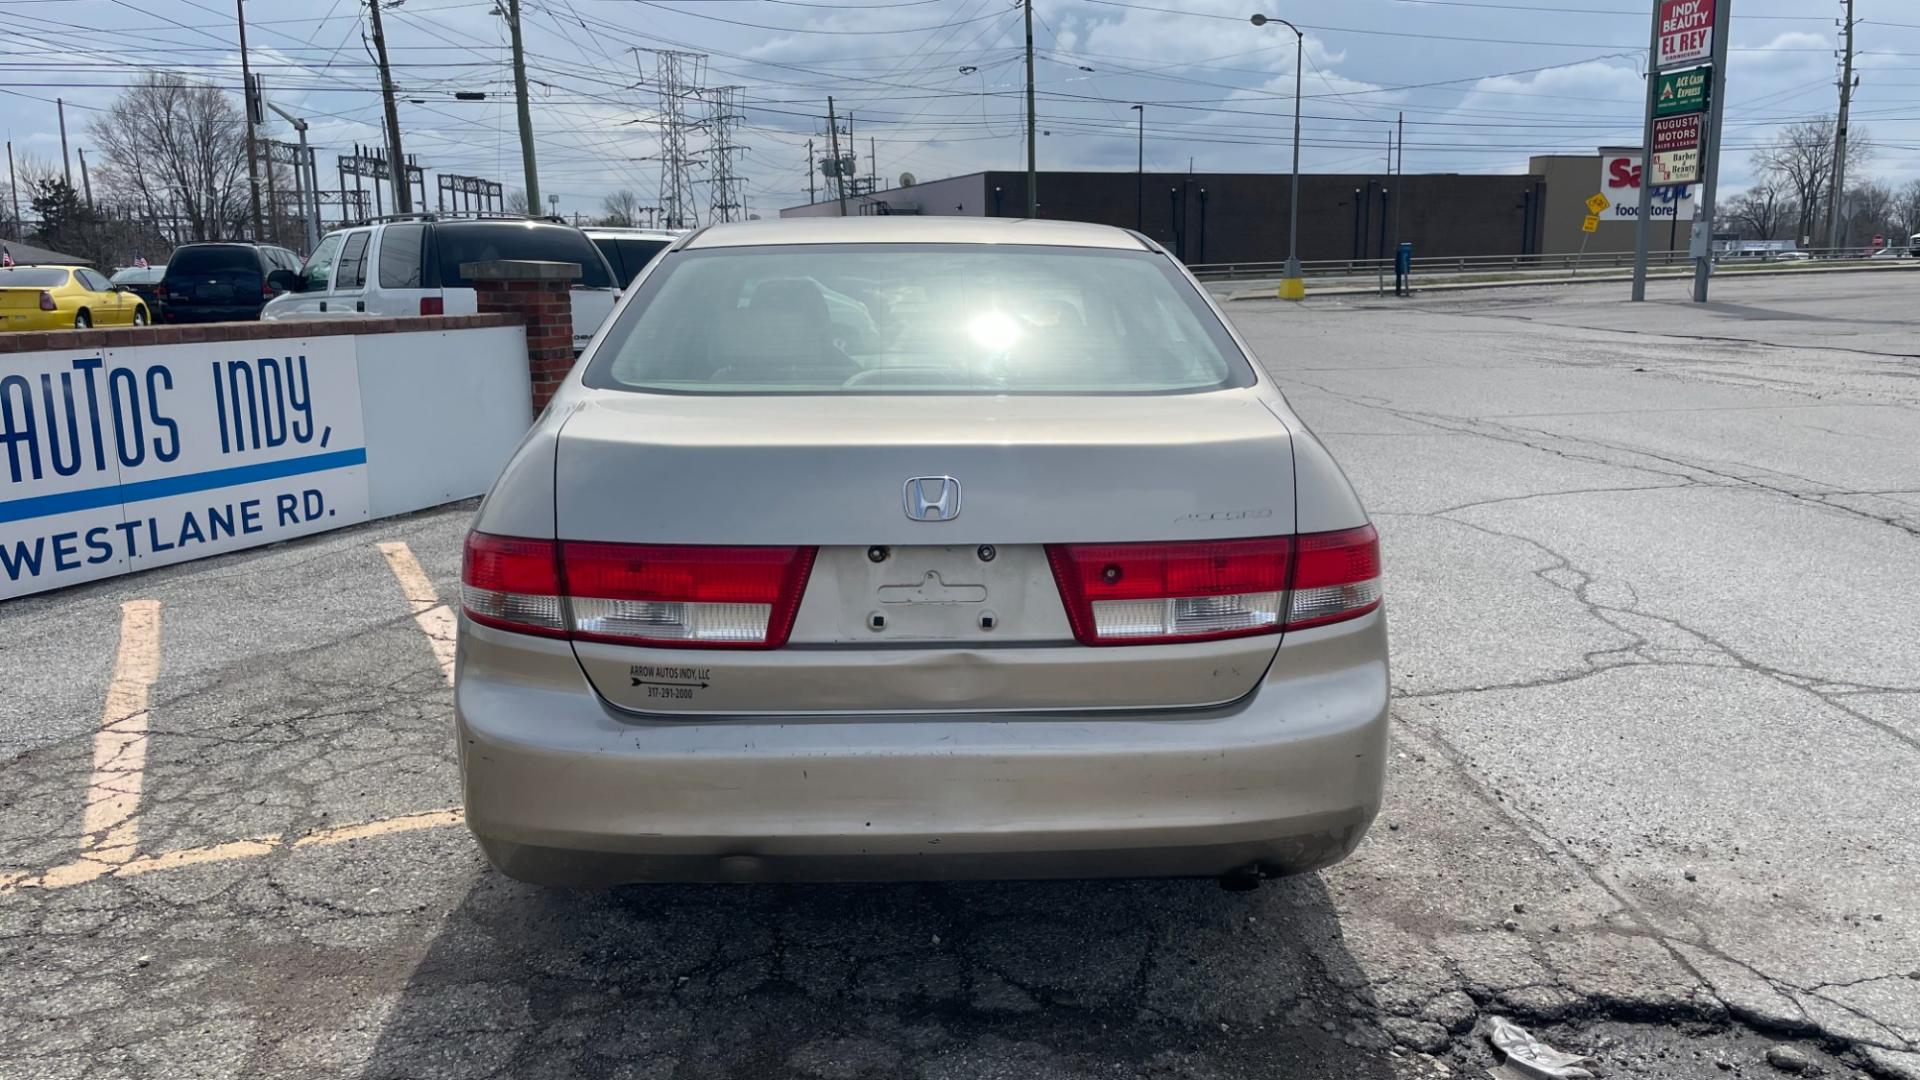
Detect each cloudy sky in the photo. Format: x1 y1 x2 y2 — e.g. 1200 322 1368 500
2 0 1915 222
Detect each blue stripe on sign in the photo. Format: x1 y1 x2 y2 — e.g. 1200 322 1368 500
0 448 368 525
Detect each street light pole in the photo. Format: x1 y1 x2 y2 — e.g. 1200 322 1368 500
1251 14 1305 300
1130 104 1143 231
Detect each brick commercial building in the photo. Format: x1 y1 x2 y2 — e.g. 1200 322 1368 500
782 154 1686 265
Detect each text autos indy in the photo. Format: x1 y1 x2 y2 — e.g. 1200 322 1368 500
0 343 369 599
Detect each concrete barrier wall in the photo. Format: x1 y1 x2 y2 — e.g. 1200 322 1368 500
1 315 529 600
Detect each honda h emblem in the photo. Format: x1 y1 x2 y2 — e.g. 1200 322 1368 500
902 476 961 522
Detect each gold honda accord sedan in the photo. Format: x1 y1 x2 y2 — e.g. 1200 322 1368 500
455 217 1388 887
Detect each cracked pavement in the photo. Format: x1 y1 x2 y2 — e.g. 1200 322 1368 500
2 273 1916 1079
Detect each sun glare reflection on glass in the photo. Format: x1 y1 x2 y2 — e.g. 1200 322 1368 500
967 311 1021 352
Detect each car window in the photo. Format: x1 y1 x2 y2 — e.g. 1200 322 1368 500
378 224 425 288
76 269 112 292
166 246 258 276
0 267 70 288
300 233 344 291
433 223 613 288
595 237 669 288
335 231 371 290
584 244 1255 395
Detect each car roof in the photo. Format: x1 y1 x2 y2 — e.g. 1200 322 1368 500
434 218 578 230
685 217 1150 251
583 227 680 240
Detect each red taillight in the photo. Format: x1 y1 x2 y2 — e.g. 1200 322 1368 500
1046 526 1381 646
461 533 565 638
563 542 815 648
1047 538 1291 645
39 290 56 312
1283 524 1382 630
154 283 168 300
261 279 275 299
419 296 444 316
461 532 815 649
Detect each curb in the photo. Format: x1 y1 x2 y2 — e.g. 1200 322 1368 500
1219 259 1918 301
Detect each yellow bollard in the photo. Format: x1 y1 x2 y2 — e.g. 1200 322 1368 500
1277 276 1306 301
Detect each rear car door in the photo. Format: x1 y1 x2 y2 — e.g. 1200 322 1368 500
372 223 437 315
544 243 1309 716
326 229 373 315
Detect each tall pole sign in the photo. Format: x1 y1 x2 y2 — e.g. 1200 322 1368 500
1633 0 1723 302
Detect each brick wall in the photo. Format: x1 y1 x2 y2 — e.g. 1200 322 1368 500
470 279 575 412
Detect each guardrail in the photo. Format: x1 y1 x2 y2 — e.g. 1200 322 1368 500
1188 246 1908 281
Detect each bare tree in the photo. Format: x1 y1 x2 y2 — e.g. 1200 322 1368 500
1723 173 1798 241
1749 117 1870 246
1899 178 1920 238
87 72 251 242
599 189 640 227
3 150 62 238
504 188 530 216
1842 180 1901 248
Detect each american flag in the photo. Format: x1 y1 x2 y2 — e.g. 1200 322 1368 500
135 255 149 269
1 247 12 268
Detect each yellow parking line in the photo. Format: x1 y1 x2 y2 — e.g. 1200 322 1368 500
291 807 465 848
0 807 464 894
78 599 161 871
377 541 457 685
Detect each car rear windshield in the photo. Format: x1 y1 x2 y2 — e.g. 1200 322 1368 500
167 246 259 276
0 267 69 287
433 223 613 288
582 244 1254 395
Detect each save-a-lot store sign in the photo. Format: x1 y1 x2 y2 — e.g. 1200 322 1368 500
1659 0 1714 69
1 342 369 599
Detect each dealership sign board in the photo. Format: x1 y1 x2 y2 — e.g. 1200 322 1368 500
0 342 370 599
1600 150 1697 221
1651 113 1704 185
1658 0 1714 70
1655 66 1710 117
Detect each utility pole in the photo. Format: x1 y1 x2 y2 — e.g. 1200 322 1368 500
1630 0 1659 302
1691 0 1732 301
506 0 539 213
1393 111 1404 247
1130 104 1143 231
57 98 72 187
236 1 265 237
1825 0 1856 252
807 139 816 203
365 0 411 213
827 96 848 218
77 148 93 212
1023 0 1037 217
6 141 19 240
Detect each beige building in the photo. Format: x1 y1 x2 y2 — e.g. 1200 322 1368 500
1531 151 1693 256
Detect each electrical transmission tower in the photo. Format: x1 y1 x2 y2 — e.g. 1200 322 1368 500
705 86 748 223
645 49 706 230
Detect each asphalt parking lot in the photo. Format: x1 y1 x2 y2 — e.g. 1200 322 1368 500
3 271 1917 1080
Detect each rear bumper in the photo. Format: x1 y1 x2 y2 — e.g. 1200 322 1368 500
162 304 263 323
455 612 1390 886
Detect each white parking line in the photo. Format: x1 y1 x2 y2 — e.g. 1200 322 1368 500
377 541 457 685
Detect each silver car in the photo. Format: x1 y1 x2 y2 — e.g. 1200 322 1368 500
455 217 1388 886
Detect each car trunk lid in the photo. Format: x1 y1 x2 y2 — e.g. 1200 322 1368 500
554 390 1297 714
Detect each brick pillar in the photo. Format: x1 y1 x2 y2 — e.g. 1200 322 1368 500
460 259 583 413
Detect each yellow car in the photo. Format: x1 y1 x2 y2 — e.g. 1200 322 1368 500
0 264 150 331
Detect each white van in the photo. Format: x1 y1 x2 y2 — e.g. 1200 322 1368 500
262 217 620 352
